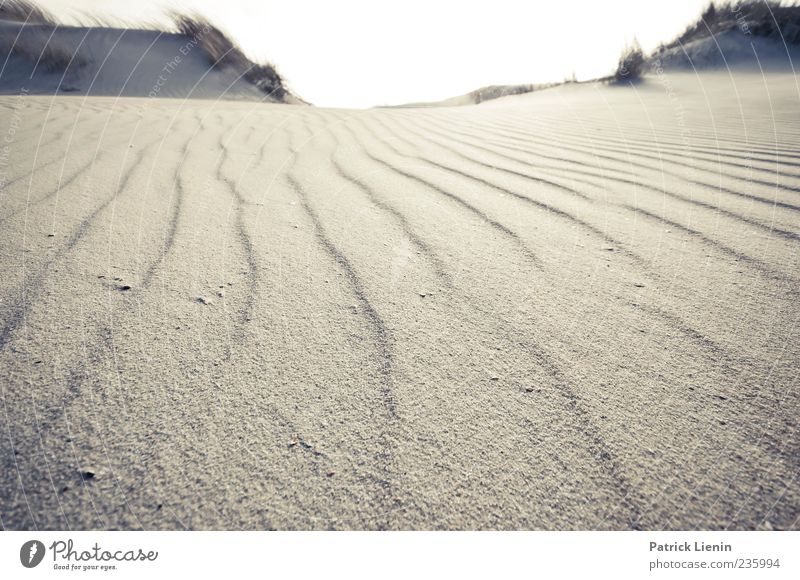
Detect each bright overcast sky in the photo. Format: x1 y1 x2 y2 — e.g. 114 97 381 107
36 0 713 108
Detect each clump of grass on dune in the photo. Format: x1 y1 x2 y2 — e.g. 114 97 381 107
173 14 295 102
613 38 644 84
0 0 56 24
0 0 83 73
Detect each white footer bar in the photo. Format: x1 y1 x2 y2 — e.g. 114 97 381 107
1 531 796 579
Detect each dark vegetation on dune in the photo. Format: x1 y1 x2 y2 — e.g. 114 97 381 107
173 14 293 102
0 0 81 72
0 0 55 24
662 0 800 52
0 0 299 102
612 38 645 84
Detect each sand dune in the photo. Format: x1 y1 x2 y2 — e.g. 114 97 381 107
0 18 293 101
0 70 798 530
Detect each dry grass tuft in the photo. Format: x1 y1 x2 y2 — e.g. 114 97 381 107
172 13 291 101
0 0 57 25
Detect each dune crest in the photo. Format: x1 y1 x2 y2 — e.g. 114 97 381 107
0 11 299 102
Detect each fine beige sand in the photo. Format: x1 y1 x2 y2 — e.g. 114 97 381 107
0 71 798 530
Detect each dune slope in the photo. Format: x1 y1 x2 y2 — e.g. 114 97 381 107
0 71 798 530
0 19 292 101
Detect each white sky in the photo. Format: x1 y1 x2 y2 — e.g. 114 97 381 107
36 0 712 108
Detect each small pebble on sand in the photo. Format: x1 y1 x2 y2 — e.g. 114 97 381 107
78 470 95 482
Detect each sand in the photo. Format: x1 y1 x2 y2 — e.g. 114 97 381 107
0 71 798 530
